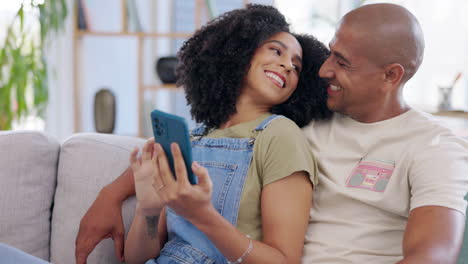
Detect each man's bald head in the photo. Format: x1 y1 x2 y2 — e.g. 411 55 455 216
337 3 424 82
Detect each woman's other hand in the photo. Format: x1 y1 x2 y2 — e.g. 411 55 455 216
130 138 163 216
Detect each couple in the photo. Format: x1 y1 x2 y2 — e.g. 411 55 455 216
71 3 468 264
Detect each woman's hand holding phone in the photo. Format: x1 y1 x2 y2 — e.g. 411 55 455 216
152 142 216 223
130 138 164 216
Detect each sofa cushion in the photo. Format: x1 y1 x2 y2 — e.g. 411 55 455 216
0 131 60 261
50 133 145 264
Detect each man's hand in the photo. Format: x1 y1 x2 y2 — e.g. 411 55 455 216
75 182 126 263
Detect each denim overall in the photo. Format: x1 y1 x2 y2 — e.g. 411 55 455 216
147 115 282 264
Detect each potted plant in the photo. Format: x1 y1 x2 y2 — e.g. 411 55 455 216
0 0 67 130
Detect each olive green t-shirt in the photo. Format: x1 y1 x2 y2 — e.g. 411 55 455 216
205 113 318 240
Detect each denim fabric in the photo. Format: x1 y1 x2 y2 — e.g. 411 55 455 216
153 115 282 264
0 243 50 264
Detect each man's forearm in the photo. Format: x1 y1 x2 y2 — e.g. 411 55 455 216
102 166 136 202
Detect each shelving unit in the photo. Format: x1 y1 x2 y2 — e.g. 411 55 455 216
73 0 251 137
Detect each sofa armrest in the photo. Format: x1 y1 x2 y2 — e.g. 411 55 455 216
50 133 145 264
0 131 60 261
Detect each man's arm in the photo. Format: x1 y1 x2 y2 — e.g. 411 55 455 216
397 205 465 264
75 166 136 264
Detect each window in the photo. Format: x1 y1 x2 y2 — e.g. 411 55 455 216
1 0 45 130
276 0 468 112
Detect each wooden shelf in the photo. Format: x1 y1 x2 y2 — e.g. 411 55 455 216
76 30 193 38
431 110 468 137
73 0 251 137
144 84 180 91
73 0 199 137
432 110 468 119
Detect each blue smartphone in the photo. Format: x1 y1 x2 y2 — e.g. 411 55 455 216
150 109 197 185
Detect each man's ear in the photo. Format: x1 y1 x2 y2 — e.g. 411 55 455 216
384 63 405 87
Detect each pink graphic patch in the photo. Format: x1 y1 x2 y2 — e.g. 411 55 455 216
346 158 395 192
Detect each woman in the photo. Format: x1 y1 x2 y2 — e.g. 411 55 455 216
125 4 330 264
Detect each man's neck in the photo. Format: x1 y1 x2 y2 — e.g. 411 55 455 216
349 100 410 123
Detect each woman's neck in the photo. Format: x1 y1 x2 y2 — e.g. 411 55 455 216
219 98 270 129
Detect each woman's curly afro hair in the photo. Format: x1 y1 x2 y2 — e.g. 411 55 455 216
176 4 331 129
272 33 332 127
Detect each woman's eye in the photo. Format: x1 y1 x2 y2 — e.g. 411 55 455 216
271 48 281 55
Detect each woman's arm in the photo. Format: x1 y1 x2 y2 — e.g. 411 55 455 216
124 206 167 264
125 139 166 264
260 171 313 262
154 143 313 264
192 171 312 264
191 172 312 263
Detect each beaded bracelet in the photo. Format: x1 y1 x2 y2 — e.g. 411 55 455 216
228 235 253 264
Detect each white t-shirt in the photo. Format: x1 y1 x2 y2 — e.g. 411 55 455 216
301 109 468 264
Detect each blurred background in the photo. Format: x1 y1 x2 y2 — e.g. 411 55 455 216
1 0 468 140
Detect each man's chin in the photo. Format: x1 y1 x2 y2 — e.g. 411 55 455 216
327 101 340 113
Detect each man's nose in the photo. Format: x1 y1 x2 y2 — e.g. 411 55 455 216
318 58 333 78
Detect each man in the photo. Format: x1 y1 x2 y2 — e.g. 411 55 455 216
76 3 468 264
301 3 468 263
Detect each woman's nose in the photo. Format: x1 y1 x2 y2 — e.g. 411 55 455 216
280 61 294 72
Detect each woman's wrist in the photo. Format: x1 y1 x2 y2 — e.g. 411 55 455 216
136 202 163 217
186 204 220 229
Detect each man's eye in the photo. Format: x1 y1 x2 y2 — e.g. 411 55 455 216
337 61 347 67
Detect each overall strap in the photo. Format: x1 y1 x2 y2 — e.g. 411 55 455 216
190 125 207 137
254 114 284 132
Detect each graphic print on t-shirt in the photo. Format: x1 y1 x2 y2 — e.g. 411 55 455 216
346 158 395 192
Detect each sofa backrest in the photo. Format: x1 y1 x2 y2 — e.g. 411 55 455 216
0 131 60 261
50 133 144 264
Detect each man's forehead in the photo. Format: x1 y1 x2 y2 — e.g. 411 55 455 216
330 26 370 62
329 32 352 59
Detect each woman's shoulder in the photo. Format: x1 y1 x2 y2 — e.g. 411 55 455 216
260 115 304 139
253 115 318 188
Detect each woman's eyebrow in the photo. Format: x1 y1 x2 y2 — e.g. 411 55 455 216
265 40 303 64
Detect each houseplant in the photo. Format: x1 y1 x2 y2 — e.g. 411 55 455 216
0 0 67 130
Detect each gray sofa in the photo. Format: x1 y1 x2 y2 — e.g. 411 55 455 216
0 131 144 263
0 130 467 263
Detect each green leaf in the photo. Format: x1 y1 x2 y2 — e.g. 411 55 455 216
0 0 68 129
17 5 25 32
